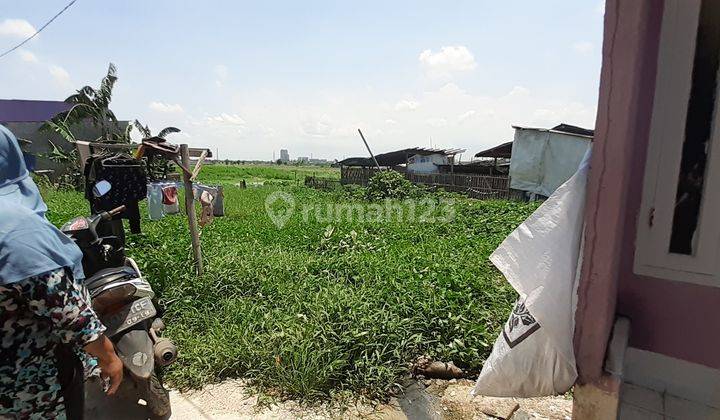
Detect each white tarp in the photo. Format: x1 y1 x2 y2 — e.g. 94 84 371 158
472 148 590 397
509 128 591 197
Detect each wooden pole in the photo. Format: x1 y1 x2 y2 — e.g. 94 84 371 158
181 144 203 275
357 129 381 169
190 149 208 181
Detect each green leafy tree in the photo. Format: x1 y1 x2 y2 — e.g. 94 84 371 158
42 63 130 143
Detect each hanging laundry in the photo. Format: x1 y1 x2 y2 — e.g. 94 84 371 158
193 184 225 216
84 153 147 233
212 186 224 217
147 183 165 221
164 199 180 215
161 185 178 205
162 185 180 214
199 190 214 227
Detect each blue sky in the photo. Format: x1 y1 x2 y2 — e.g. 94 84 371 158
0 1 604 160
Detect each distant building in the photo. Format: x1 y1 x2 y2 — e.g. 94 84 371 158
0 99 128 176
297 156 309 163
406 153 450 174
338 147 464 175
280 149 290 162
509 123 592 197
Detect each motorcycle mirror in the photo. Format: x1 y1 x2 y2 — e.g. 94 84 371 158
93 180 112 197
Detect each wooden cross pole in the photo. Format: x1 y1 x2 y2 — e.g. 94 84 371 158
180 144 204 275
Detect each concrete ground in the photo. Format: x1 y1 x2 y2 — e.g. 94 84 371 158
169 379 573 420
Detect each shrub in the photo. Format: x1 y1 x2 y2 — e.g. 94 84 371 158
365 170 417 200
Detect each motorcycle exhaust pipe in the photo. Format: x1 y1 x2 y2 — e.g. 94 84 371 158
153 337 178 367
149 318 177 366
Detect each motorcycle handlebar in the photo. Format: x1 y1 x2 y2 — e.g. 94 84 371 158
105 205 126 218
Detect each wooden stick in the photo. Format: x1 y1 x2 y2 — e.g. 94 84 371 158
357 129 381 169
190 149 208 181
181 144 203 275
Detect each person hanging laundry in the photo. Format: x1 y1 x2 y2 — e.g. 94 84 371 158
84 153 147 234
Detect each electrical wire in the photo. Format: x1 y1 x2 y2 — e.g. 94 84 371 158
0 0 78 60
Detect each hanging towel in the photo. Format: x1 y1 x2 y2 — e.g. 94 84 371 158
162 185 180 214
212 186 224 217
147 183 165 221
199 190 214 227
161 186 178 205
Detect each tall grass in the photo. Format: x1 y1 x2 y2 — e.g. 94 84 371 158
197 164 339 185
41 166 537 401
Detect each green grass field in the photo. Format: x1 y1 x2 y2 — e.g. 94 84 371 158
196 163 339 186
41 164 537 401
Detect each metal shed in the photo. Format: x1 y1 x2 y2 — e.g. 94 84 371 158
509 124 593 197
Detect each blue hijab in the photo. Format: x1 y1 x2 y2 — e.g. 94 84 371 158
0 124 85 284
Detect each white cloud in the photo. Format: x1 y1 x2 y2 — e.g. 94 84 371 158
49 65 70 86
457 110 476 123
260 126 277 138
426 117 448 128
149 101 184 113
532 102 595 127
151 82 596 161
214 64 229 87
572 41 594 55
0 19 36 39
18 49 38 63
507 86 530 97
419 46 477 78
394 99 419 111
206 112 246 126
300 114 333 137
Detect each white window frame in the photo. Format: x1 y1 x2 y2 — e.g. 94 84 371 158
635 0 720 287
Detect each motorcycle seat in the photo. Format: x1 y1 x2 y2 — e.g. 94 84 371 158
85 266 139 292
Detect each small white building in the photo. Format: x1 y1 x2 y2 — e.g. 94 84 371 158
407 153 450 173
509 123 593 197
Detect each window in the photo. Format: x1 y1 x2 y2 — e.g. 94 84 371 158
635 0 720 287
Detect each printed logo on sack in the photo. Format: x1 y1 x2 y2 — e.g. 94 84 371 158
502 298 540 348
265 191 296 228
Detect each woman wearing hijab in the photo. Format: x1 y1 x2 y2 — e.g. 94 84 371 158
0 125 123 419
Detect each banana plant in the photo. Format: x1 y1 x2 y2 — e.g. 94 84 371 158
42 63 128 143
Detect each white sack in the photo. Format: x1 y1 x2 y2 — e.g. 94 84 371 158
473 148 591 397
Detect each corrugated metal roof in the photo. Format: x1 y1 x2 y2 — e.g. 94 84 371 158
474 141 513 158
0 99 73 123
550 123 594 137
511 123 594 139
339 147 466 167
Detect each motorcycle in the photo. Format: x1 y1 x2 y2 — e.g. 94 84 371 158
61 205 177 419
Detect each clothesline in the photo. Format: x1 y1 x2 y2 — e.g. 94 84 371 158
82 143 211 274
146 181 224 223
74 140 212 171
147 180 217 190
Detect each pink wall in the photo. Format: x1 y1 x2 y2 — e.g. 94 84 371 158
574 0 660 383
575 0 720 383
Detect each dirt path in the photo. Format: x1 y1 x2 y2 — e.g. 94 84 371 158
169 379 573 419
